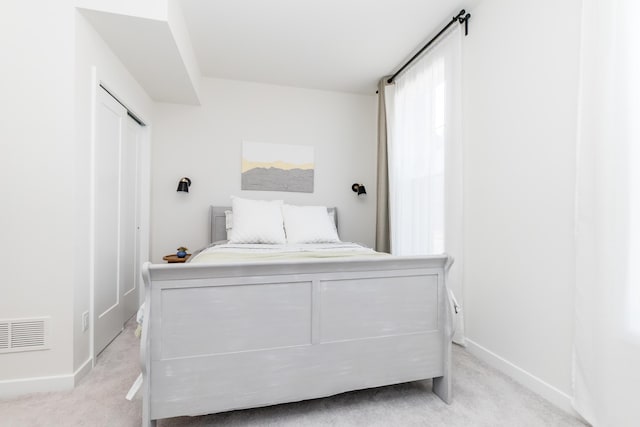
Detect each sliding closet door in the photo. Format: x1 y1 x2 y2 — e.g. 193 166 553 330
119 115 140 322
93 87 141 356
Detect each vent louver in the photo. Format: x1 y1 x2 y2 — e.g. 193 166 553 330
0 318 50 354
0 323 8 350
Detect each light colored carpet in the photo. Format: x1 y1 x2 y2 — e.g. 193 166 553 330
0 320 585 427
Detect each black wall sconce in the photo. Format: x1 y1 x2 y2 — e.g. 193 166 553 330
177 177 191 193
352 183 366 196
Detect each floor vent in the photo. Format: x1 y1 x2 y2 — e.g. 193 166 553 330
0 317 50 354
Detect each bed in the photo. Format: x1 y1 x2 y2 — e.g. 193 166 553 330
140 201 454 427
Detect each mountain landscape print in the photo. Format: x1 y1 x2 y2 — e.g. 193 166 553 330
241 141 314 193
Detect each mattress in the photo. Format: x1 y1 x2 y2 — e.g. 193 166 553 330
189 242 388 264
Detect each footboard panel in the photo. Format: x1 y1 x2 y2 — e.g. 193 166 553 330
141 256 452 425
152 332 442 419
159 281 313 358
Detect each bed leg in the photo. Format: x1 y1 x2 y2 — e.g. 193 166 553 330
140 265 155 427
142 410 156 427
140 354 154 427
433 340 452 404
142 391 154 427
433 375 451 404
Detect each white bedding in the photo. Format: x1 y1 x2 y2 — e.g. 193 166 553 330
189 242 386 264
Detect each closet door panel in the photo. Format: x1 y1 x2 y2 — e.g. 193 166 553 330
120 116 140 321
94 88 126 355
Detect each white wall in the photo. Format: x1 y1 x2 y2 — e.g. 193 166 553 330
0 2 154 396
151 78 377 261
0 1 76 387
74 10 154 372
462 0 581 411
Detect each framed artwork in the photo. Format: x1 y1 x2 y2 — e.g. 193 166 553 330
241 141 314 193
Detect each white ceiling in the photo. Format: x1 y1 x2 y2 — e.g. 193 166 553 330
181 0 476 94
81 1 477 103
81 8 201 104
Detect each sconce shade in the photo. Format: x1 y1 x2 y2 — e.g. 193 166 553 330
177 177 191 192
351 183 366 196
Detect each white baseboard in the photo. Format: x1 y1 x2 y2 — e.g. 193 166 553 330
0 374 74 399
465 338 580 418
0 358 93 399
73 357 93 385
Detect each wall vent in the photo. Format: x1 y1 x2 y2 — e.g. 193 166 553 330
0 317 50 354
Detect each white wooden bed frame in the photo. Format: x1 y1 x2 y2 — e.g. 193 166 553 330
140 207 454 426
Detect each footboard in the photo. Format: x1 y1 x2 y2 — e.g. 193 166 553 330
141 255 453 427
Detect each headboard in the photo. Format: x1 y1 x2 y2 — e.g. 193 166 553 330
209 206 338 244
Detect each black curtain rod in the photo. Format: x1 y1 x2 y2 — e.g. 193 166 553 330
386 9 471 85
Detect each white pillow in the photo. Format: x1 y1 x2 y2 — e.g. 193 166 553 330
228 197 286 244
282 205 340 244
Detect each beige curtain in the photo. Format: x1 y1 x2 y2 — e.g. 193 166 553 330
375 77 391 253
